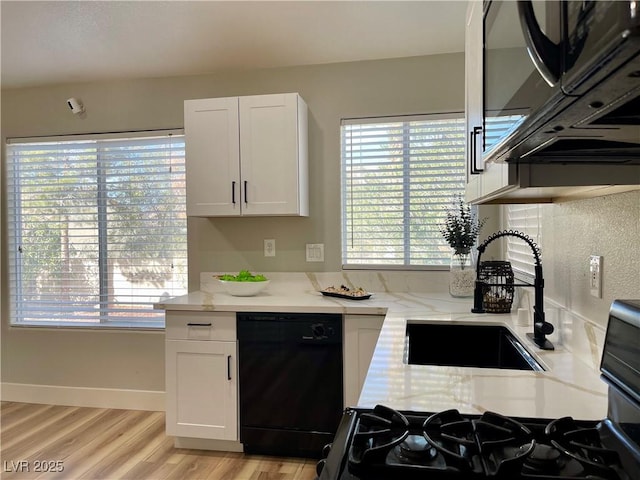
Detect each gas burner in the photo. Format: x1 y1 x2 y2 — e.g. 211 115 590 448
398 435 437 461
522 443 562 474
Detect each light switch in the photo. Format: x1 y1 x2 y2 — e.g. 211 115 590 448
306 243 324 262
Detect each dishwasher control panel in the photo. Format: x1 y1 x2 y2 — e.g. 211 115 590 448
237 312 342 344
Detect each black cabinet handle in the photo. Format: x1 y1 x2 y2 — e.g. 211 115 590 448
244 180 248 204
227 355 232 380
469 130 476 176
470 126 484 175
187 322 212 327
232 181 236 204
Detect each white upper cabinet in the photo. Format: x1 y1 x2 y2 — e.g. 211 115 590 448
465 1 511 204
185 93 309 217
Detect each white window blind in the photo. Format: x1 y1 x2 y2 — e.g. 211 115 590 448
341 114 466 268
484 113 526 152
505 204 542 278
6 131 187 327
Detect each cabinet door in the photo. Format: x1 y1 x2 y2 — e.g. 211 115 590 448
480 161 511 197
165 340 238 440
343 315 384 407
465 0 484 202
185 97 241 216
239 93 308 216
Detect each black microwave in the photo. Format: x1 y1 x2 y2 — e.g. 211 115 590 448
483 0 640 165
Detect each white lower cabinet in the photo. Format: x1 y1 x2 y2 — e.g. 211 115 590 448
165 312 238 442
343 315 384 407
164 310 386 448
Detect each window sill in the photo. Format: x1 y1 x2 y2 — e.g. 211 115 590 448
9 322 165 332
342 264 449 271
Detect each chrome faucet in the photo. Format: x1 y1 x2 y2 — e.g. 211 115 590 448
471 230 554 350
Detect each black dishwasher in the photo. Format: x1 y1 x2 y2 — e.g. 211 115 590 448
237 312 343 458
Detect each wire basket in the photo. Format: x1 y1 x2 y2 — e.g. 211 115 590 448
478 261 514 313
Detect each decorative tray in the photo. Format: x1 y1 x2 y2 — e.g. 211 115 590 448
320 285 372 300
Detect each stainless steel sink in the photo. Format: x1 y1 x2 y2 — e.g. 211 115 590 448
405 323 545 371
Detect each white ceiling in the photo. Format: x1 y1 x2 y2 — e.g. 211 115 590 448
0 0 468 89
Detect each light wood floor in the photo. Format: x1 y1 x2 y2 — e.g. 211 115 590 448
0 402 319 480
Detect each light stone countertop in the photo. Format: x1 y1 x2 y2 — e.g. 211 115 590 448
155 272 609 422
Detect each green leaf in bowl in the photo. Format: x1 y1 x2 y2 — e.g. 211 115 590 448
217 271 268 282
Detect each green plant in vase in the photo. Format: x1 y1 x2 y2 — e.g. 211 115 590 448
440 196 487 296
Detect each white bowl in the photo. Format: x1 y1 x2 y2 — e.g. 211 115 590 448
218 279 270 297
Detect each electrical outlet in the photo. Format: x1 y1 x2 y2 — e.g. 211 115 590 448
264 239 275 257
589 255 602 298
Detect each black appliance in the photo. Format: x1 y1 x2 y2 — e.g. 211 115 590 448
237 312 343 458
316 299 640 480
483 1 640 165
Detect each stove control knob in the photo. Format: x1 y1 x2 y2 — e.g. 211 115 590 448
315 458 326 477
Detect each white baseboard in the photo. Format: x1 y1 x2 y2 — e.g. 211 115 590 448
173 437 243 452
0 382 164 411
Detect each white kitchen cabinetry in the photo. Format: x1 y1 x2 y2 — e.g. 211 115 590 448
184 92 308 217
465 1 511 204
343 315 384 407
165 312 238 441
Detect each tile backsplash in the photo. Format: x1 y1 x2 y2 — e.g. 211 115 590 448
201 270 452 295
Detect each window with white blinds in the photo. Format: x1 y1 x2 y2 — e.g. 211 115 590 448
6 131 188 328
341 114 466 268
505 204 542 279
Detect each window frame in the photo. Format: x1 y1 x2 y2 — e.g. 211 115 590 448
5 129 188 330
340 112 467 270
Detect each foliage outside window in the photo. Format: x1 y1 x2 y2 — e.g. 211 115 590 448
5 131 188 328
341 114 466 268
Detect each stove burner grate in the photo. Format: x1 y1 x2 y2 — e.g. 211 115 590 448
349 405 410 465
422 409 479 471
546 416 626 479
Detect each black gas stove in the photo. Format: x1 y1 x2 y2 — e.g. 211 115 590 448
317 300 640 480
